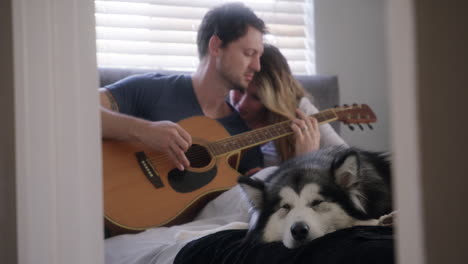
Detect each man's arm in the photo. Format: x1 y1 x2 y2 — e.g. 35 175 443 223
100 87 145 141
99 88 192 170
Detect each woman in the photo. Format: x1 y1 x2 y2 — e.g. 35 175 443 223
230 43 346 167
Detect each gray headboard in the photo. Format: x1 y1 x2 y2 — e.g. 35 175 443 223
98 68 340 133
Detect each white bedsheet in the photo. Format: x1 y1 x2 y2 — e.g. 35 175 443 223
105 166 278 264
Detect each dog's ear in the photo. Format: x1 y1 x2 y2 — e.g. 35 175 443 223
238 176 265 209
332 150 367 213
333 151 360 188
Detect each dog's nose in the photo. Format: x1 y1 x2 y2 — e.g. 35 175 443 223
291 222 309 241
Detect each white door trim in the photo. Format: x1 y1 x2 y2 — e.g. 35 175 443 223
387 0 426 264
13 0 104 263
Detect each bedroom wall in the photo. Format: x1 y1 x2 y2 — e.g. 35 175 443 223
0 0 18 263
314 0 390 152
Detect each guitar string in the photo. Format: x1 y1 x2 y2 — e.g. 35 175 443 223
143 121 290 163
143 123 294 169
144 113 327 165
146 148 215 165
144 140 235 163
142 107 368 168
145 124 289 162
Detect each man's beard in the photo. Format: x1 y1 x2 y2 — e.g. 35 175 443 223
219 65 247 91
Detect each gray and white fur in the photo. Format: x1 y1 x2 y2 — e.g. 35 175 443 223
238 146 392 248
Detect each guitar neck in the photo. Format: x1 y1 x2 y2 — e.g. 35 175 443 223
208 109 338 157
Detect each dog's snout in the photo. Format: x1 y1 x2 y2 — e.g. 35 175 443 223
291 222 309 241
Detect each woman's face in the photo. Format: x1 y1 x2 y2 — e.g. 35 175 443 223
230 84 267 125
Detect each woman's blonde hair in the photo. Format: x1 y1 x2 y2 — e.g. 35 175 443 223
252 44 308 162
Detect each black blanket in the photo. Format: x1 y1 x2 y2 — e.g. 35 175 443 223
174 226 394 264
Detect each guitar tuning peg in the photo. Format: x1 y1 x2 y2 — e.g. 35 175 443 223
367 123 373 130
348 124 355 131
358 124 364 130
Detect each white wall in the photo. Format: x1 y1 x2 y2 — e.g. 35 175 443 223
314 0 390 151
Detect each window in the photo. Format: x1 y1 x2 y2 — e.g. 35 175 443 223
95 0 315 74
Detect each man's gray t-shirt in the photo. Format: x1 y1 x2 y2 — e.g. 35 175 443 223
105 73 263 173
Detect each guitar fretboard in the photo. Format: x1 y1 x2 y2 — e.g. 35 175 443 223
207 109 338 156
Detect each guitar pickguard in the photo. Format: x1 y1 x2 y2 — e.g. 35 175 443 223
168 166 217 193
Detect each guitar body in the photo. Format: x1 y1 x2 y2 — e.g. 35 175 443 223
103 116 241 234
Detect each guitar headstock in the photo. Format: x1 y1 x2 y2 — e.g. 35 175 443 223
335 104 377 129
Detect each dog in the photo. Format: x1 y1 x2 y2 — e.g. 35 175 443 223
238 146 392 248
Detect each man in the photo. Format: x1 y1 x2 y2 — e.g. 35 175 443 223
100 3 266 173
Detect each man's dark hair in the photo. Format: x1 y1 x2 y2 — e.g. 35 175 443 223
197 2 266 59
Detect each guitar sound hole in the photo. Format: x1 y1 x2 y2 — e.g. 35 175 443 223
186 144 212 168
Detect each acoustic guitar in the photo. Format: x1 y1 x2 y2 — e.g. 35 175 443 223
103 104 376 234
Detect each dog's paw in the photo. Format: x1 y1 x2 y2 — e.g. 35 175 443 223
174 222 249 242
353 219 379 226
378 211 397 226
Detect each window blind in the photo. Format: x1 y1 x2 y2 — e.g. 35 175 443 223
95 0 315 74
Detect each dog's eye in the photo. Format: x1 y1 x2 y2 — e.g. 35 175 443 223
310 200 324 208
281 204 291 211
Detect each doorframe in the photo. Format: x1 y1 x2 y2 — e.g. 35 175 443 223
13 0 104 263
386 0 425 263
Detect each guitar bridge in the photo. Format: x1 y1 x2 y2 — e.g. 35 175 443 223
135 151 164 188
